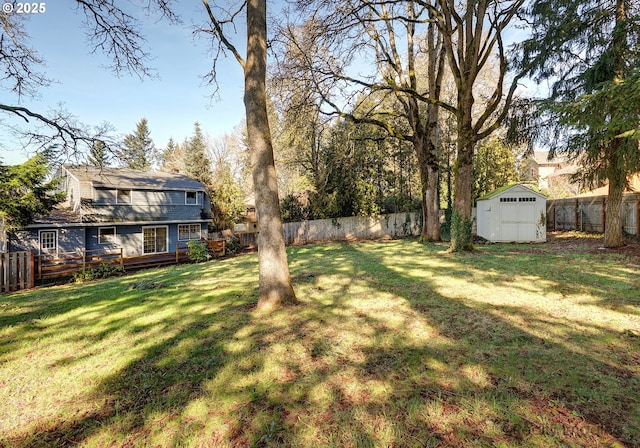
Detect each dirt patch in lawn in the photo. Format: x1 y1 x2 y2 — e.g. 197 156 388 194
515 231 640 265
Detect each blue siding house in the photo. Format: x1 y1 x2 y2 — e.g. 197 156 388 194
9 165 212 257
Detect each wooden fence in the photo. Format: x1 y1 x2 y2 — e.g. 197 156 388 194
282 212 422 246
546 193 640 235
1 251 34 293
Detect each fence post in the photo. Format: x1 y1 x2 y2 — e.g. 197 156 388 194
636 197 640 236
10 252 17 292
1 252 6 293
575 198 579 231
120 248 124 269
17 252 24 291
602 196 606 233
29 251 35 289
176 243 179 264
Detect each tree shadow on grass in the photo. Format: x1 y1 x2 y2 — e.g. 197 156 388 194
341 241 640 445
168 240 638 446
2 240 638 447
0 259 262 447
471 244 640 315
2 300 255 447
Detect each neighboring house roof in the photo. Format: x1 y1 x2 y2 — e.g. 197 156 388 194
548 164 579 177
532 151 566 166
63 165 206 191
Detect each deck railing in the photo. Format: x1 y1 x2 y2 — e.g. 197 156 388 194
33 239 226 281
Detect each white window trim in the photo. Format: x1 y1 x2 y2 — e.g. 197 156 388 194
38 229 58 255
142 225 169 254
178 224 201 241
185 191 198 205
98 227 117 245
116 189 132 204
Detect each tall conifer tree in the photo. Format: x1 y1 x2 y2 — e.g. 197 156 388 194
159 138 186 173
183 122 213 186
87 140 110 168
519 0 640 247
118 118 155 171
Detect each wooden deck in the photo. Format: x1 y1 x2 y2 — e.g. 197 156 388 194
35 239 226 281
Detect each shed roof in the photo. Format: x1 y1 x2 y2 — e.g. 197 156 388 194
478 184 547 201
63 165 205 191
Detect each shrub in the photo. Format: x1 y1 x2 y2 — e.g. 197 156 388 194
281 194 310 223
225 236 241 256
73 262 125 283
187 240 210 263
95 262 125 278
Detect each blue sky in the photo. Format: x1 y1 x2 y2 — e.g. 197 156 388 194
0 2 247 165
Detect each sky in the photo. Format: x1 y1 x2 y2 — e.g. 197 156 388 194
0 2 247 165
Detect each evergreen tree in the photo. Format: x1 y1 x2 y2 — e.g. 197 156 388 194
87 140 110 168
472 138 520 200
118 118 155 171
159 138 185 173
209 161 246 231
0 152 65 232
518 0 640 247
183 122 213 186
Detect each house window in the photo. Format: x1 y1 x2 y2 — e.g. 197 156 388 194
117 189 132 204
98 227 116 244
39 230 58 254
499 197 517 202
143 226 168 254
178 224 201 241
518 197 537 202
185 191 198 205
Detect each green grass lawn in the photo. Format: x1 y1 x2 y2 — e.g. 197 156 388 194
1 237 638 447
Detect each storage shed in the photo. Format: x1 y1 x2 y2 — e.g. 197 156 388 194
476 184 547 243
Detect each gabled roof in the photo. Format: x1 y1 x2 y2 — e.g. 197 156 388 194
548 164 579 177
478 184 547 201
532 151 566 166
62 165 205 191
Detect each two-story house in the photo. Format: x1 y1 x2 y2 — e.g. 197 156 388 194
520 151 580 197
8 165 212 257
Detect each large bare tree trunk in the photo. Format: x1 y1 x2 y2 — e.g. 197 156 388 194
245 0 298 309
425 164 440 241
414 131 440 241
450 120 475 251
424 99 442 241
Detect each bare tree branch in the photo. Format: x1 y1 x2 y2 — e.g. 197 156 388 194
0 10 50 97
201 0 246 69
